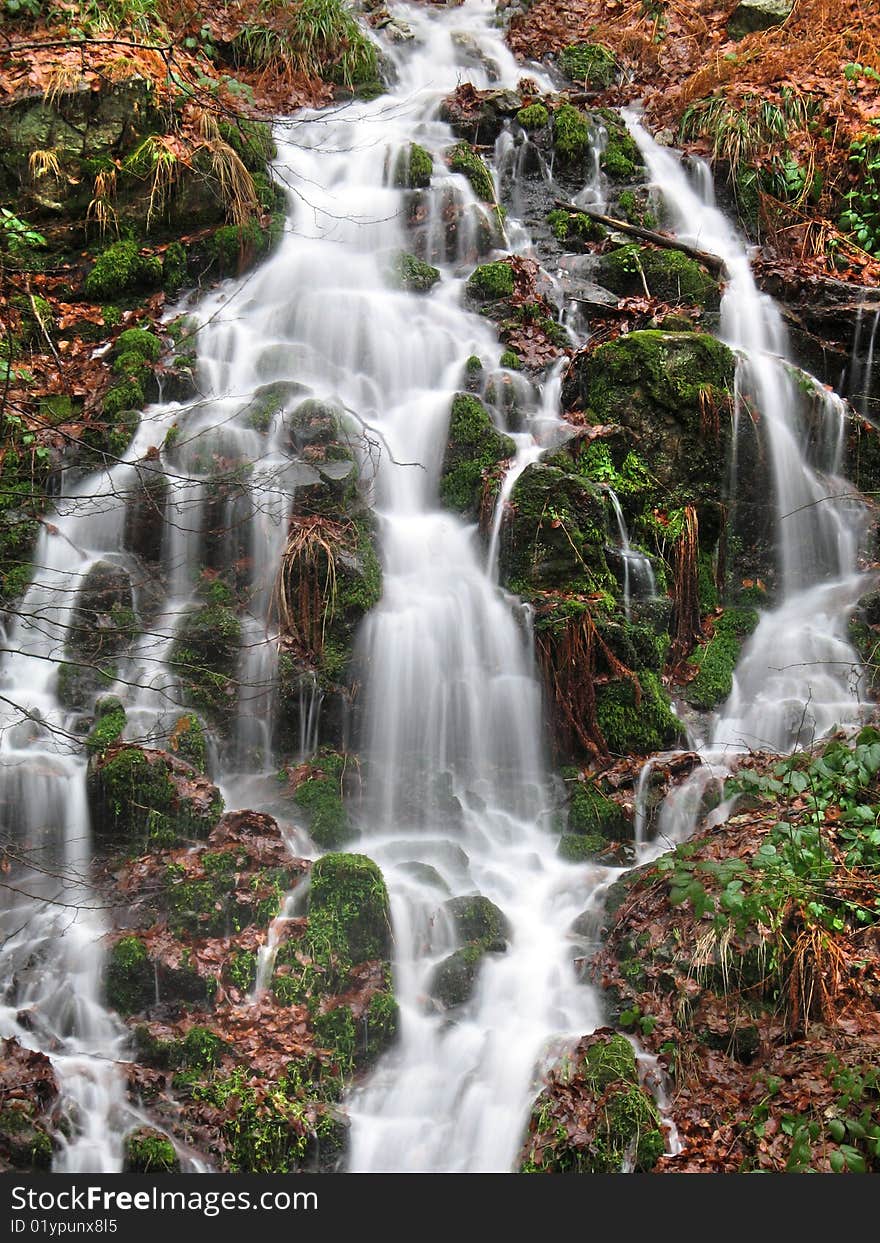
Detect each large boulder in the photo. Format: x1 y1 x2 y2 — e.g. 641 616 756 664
727 0 793 40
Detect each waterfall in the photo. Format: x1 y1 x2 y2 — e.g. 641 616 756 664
1 0 875 1178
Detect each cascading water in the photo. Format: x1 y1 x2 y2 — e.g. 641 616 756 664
2 0 874 1179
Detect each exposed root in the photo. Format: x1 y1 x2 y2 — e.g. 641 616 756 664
669 504 702 664
271 516 350 663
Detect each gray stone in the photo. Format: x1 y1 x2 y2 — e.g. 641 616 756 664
727 0 793 40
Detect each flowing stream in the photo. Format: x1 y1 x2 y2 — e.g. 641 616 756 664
0 0 875 1175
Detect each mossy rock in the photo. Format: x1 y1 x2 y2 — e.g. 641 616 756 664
566 774 630 839
499 463 611 596
391 251 441 293
558 832 608 861
597 244 720 309
104 936 154 1015
392 142 433 189
167 712 209 773
168 591 241 727
517 103 550 131
85 696 126 756
547 208 606 246
560 331 735 502
682 606 759 709
83 240 163 301
443 895 510 946
87 744 224 847
558 43 617 88
553 104 594 167
521 1032 664 1173
595 670 682 756
307 853 391 967
466 260 515 301
598 112 643 182
439 392 515 517
447 141 495 202
66 560 135 665
123 1126 180 1173
293 751 355 850
112 327 162 362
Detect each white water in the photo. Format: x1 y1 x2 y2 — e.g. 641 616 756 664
605 487 657 622
2 0 874 1178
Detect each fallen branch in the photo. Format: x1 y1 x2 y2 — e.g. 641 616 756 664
553 199 726 278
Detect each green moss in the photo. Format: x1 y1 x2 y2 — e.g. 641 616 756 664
83 240 162 300
597 244 719 307
168 598 241 727
85 700 126 755
227 949 257 993
553 104 593 166
177 1025 227 1070
218 118 276 171
162 241 188 292
392 142 433 188
448 141 495 202
559 43 617 87
516 103 550 130
307 853 391 971
567 774 629 838
500 464 612 597
595 670 682 756
558 832 606 861
88 745 223 847
123 1129 180 1174
111 350 151 382
105 936 153 1015
391 251 440 293
546 208 606 245
313 1004 357 1074
439 392 515 516
363 988 399 1063
684 606 759 709
428 942 489 1008
294 753 353 850
444 895 510 946
113 327 162 362
207 215 282 278
467 260 515 301
168 713 208 772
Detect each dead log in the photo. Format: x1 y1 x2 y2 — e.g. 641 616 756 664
553 199 727 278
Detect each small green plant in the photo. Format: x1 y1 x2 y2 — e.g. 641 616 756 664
839 122 880 253
0 208 47 258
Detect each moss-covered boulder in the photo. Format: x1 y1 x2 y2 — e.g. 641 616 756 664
443 895 510 946
292 750 355 850
123 1127 180 1173
104 936 154 1014
561 770 631 856
84 239 163 301
596 670 681 757
87 744 224 847
392 142 433 189
447 141 495 202
499 463 610 596
390 251 441 293
66 559 135 665
520 1031 665 1172
682 606 760 709
307 853 391 967
167 579 241 727
467 260 515 301
123 456 168 564
553 104 594 168
428 892 511 1009
597 244 720 309
558 43 618 88
439 392 515 517
560 331 736 502
517 103 550 131
85 695 126 756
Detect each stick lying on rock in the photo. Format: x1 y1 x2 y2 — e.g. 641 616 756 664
553 199 727 279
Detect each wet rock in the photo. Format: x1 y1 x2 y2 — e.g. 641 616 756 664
443 895 511 945
520 1030 664 1172
727 0 793 40
67 559 135 665
87 743 224 847
439 392 516 518
0 1039 58 1172
308 853 392 965
123 455 168 564
123 1126 180 1173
